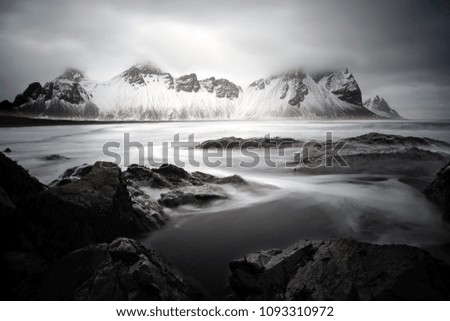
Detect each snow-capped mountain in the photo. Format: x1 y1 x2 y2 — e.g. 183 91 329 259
13 69 99 118
7 64 381 120
236 69 374 119
363 95 403 119
81 64 242 119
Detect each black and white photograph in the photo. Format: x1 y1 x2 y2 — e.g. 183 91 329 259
0 0 449 319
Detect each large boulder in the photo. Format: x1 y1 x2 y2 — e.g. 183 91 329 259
229 239 450 300
0 154 49 299
28 161 163 259
40 238 207 300
159 185 227 208
124 163 247 208
0 152 46 206
0 100 15 113
424 161 450 221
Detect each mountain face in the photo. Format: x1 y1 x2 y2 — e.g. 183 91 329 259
78 64 242 120
236 69 374 119
6 64 380 120
363 95 403 119
12 69 99 118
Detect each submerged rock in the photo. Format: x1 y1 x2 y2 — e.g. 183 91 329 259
43 154 70 161
159 185 227 208
346 132 449 147
424 161 450 221
41 238 207 300
294 132 450 178
124 163 247 208
198 136 303 149
229 239 450 300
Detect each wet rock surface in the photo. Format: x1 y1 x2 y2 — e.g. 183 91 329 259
0 100 14 113
294 133 450 178
28 161 162 259
41 238 207 300
424 161 450 221
159 185 227 208
124 163 246 208
229 239 450 300
43 154 70 161
0 154 246 299
198 136 303 149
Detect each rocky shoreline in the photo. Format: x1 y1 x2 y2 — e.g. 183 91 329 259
1 138 450 300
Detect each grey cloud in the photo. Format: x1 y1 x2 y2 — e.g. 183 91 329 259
0 0 449 119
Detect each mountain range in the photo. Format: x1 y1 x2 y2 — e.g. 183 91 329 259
0 63 403 120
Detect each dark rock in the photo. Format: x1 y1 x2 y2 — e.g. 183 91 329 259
175 73 200 93
364 96 403 119
294 133 450 177
13 74 99 119
198 136 302 149
43 154 70 161
41 238 207 300
191 171 247 185
0 156 50 299
296 147 448 177
229 239 450 300
28 161 162 259
249 79 266 90
57 68 85 82
283 72 308 106
124 163 247 208
121 64 165 86
0 153 46 206
123 164 173 189
324 69 363 105
13 82 43 107
424 161 450 221
347 132 449 147
3 148 11 153
49 163 92 186
159 185 227 208
199 77 241 99
0 100 14 113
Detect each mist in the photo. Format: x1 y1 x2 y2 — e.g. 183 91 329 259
0 0 449 118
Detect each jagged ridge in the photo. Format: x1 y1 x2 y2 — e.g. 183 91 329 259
4 64 394 120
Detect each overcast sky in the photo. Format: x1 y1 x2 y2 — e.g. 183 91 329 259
0 0 449 119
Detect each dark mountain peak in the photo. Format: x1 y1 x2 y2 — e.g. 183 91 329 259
175 73 200 93
57 68 86 82
364 95 403 119
121 63 166 85
199 77 241 99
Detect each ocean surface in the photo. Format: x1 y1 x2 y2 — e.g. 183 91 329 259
1 119 450 297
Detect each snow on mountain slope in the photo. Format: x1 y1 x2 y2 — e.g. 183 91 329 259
8 64 379 120
235 69 375 119
13 69 99 118
363 95 403 119
81 64 241 120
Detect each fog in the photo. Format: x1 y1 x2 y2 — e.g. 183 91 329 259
0 0 449 119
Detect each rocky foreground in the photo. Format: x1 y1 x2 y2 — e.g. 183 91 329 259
229 239 450 300
1 147 450 300
0 153 243 299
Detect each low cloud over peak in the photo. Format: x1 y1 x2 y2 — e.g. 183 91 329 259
0 0 449 119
